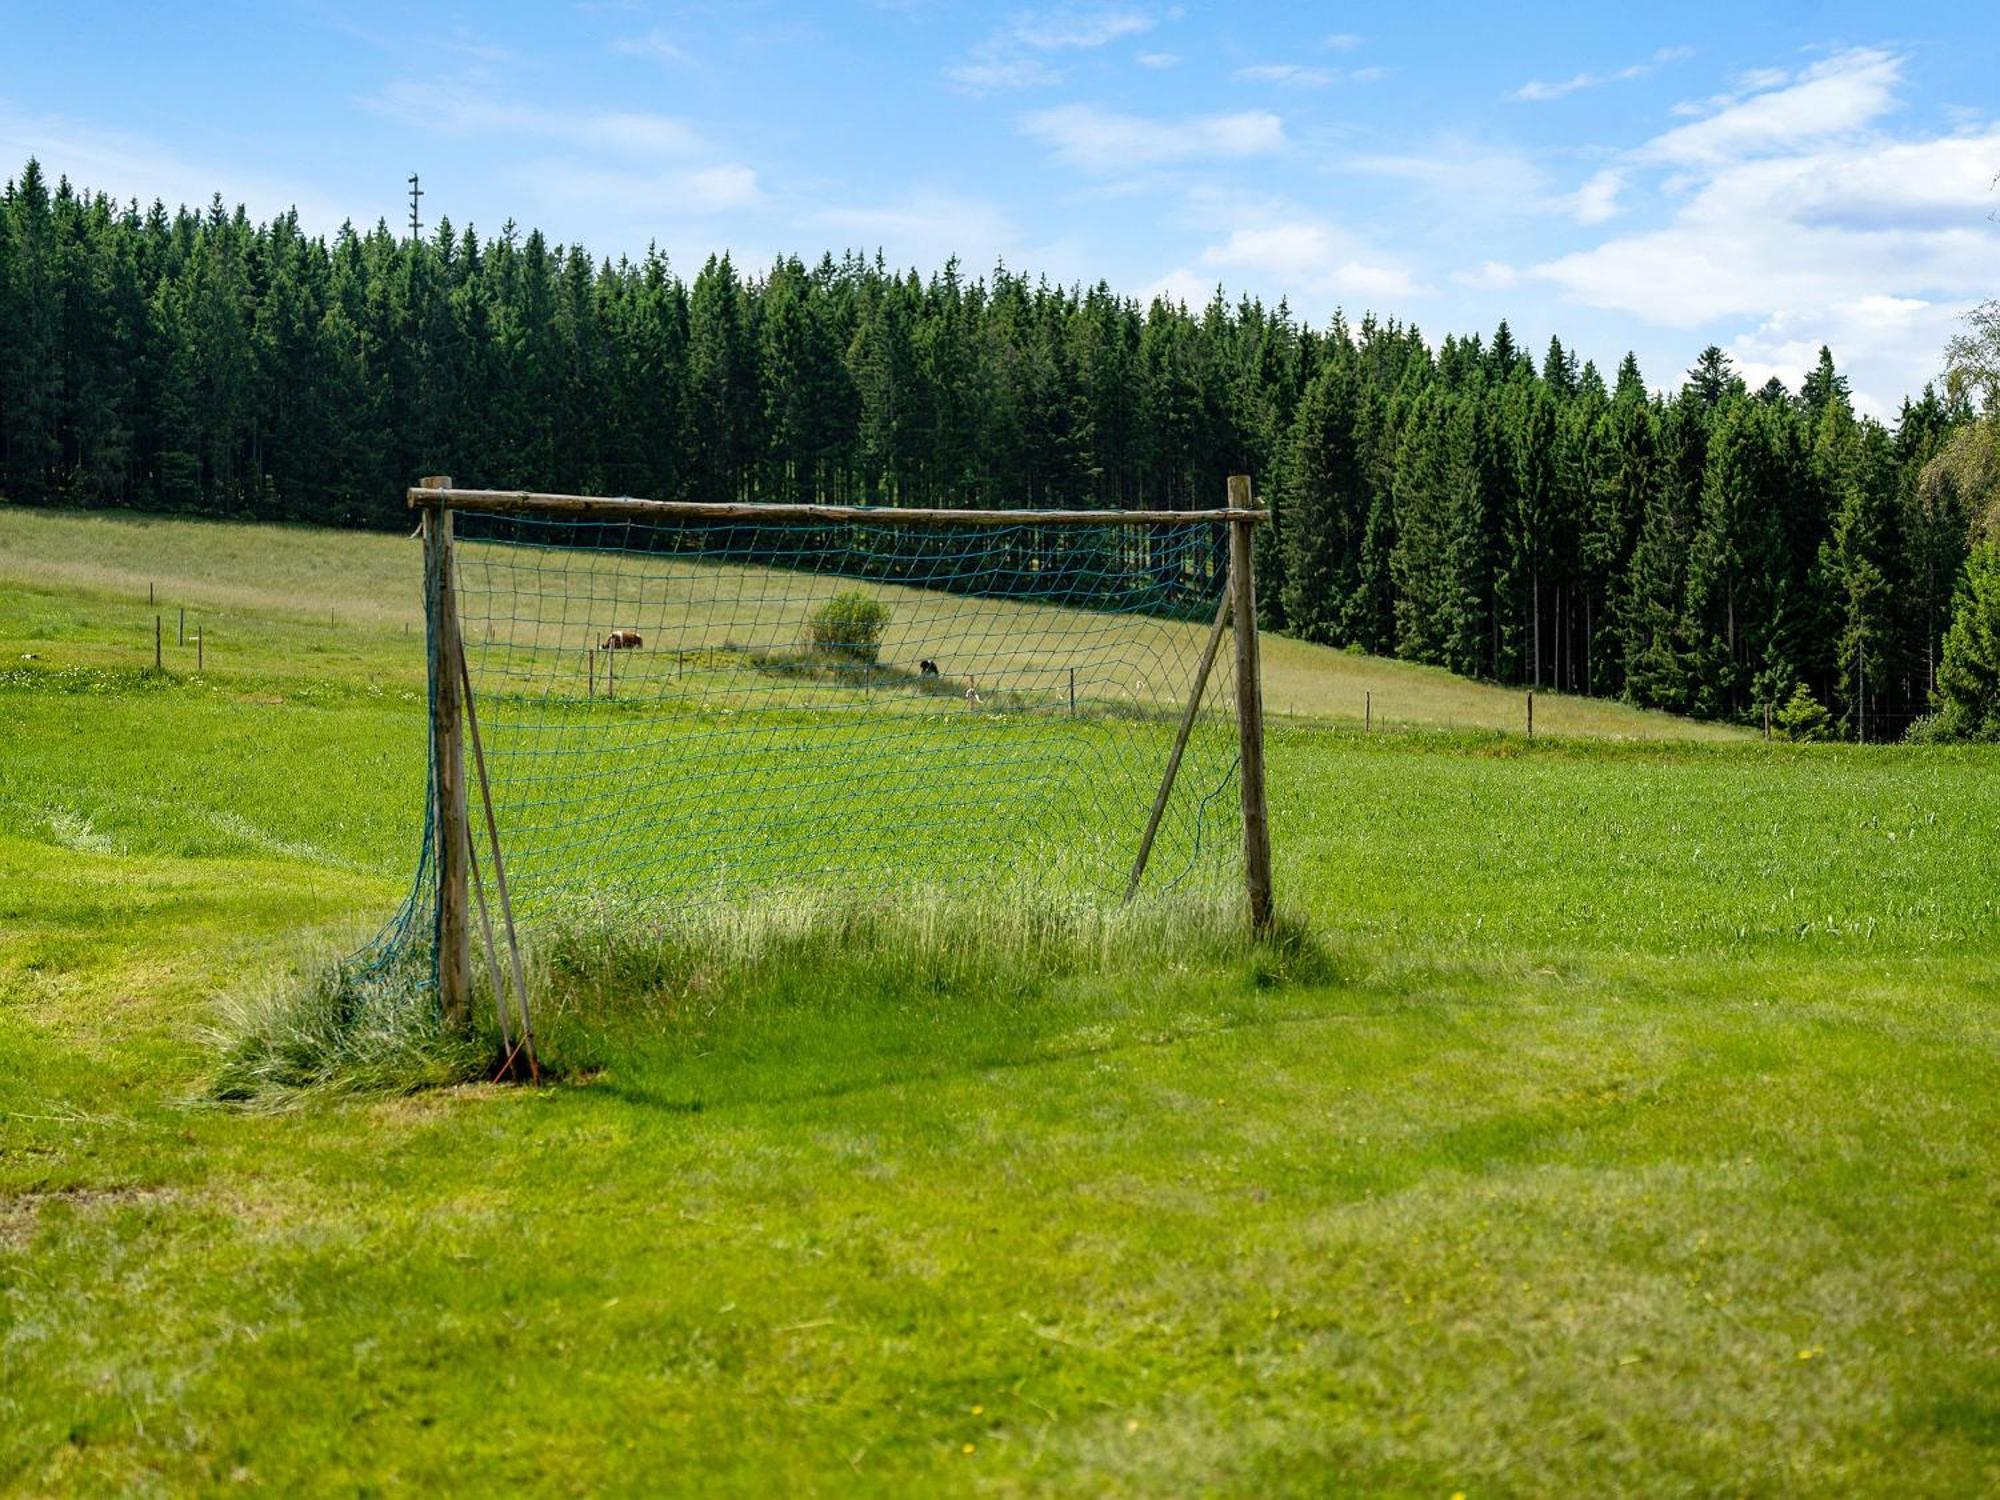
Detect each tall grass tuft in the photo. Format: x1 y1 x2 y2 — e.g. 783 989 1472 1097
527 887 1334 1032
210 891 1329 1099
209 945 493 1104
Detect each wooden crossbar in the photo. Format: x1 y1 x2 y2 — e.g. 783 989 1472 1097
407 486 1264 528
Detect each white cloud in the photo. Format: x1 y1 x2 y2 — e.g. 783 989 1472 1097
1167 219 1421 308
1515 67 1643 103
1643 47 1901 163
1234 64 1339 88
1022 104 1286 172
1453 260 1519 291
1142 266 1214 311
1136 51 1179 69
1513 45 1690 103
1539 128 2000 325
1324 33 1362 51
1566 167 1625 225
1348 67 1390 84
1534 47 2000 409
1729 299 1949 419
819 191 1022 270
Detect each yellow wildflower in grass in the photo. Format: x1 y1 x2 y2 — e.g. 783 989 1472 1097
962 1443 976 1455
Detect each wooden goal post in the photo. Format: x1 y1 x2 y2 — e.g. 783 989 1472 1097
412 473 1276 1029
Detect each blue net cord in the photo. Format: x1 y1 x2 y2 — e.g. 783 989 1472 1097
352 507 1246 992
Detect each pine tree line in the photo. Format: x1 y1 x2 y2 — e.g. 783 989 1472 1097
1 159 1986 736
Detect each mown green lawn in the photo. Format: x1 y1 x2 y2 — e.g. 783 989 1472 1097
3 508 1997 1496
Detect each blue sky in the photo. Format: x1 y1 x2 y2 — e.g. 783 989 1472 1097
6 1 1996 415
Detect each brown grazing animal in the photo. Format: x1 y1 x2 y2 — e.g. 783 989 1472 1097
601 629 643 650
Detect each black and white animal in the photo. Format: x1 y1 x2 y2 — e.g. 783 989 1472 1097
919 659 940 676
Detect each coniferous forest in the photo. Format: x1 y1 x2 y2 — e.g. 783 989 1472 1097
4 158 1996 738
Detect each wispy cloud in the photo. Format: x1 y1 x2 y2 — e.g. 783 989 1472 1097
612 31 695 68
1641 46 1900 162
1021 104 1286 172
365 82 758 219
1513 45 1691 102
1150 213 1419 312
1136 51 1179 69
369 85 712 157
818 190 1024 269
0 101 347 226
1324 33 1362 51
1453 260 1519 291
523 161 758 214
1234 63 1340 88
1011 7 1154 49
949 5 1159 94
949 57 1061 91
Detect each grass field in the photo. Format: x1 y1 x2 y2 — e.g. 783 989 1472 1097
3 506 1996 1495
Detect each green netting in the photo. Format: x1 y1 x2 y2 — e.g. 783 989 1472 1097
352 506 1246 993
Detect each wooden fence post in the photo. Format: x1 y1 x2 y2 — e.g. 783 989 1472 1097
178 606 185 646
1365 690 1371 731
421 475 472 1027
154 614 161 671
1527 690 1535 740
1229 474 1274 934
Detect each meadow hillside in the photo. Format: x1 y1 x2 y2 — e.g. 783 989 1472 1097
2 505 1995 1496
0 507 1744 739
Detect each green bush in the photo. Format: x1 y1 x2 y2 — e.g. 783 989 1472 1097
1772 683 1833 743
808 590 891 665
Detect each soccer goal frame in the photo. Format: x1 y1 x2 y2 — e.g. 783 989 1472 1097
408 473 1273 1041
